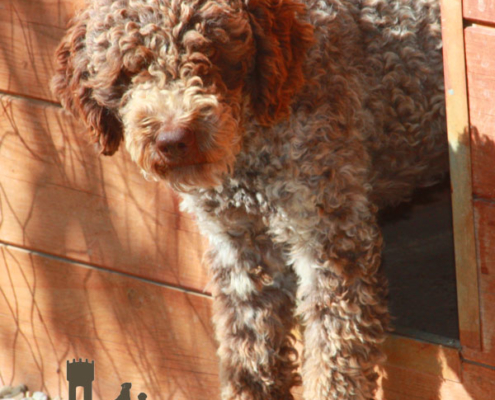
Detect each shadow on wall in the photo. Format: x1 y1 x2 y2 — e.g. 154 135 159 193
0 244 219 399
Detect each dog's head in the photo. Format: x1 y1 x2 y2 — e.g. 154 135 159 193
52 0 313 190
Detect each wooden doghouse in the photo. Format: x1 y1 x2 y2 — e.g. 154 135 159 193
0 0 494 398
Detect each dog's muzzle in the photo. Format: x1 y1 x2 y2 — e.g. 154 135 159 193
156 127 205 166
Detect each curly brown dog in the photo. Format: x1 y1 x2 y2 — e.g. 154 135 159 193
52 0 447 398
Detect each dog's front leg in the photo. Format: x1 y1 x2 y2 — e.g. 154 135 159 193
288 203 389 400
204 216 300 400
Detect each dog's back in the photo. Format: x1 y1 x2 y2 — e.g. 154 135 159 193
292 0 448 207
360 0 448 205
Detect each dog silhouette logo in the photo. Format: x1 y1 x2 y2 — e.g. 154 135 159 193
66 360 147 400
115 383 132 400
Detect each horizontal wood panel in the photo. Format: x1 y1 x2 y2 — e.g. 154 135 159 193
461 362 495 399
463 0 495 25
0 95 209 291
0 0 84 101
0 244 218 400
378 361 495 400
465 25 495 199
382 335 461 382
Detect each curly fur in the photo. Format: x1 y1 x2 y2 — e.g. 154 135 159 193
52 0 447 399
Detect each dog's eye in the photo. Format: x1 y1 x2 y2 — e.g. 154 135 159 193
140 119 160 131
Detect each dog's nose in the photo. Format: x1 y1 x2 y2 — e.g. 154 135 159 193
156 128 196 161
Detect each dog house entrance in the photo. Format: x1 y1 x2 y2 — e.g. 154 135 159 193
379 178 459 345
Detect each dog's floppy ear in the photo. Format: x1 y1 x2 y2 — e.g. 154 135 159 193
51 9 123 156
245 0 314 125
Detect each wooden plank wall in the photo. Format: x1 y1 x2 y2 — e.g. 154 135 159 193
0 0 494 399
462 1 495 373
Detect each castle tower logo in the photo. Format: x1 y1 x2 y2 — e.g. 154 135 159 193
66 359 147 400
67 359 94 400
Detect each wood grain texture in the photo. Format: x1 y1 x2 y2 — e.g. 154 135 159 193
440 0 481 350
463 199 495 367
382 335 461 383
0 0 84 102
0 95 209 291
463 0 495 25
377 361 495 400
0 244 219 400
377 335 495 400
461 362 495 399
465 25 495 199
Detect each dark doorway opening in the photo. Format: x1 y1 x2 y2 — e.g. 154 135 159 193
379 178 459 345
